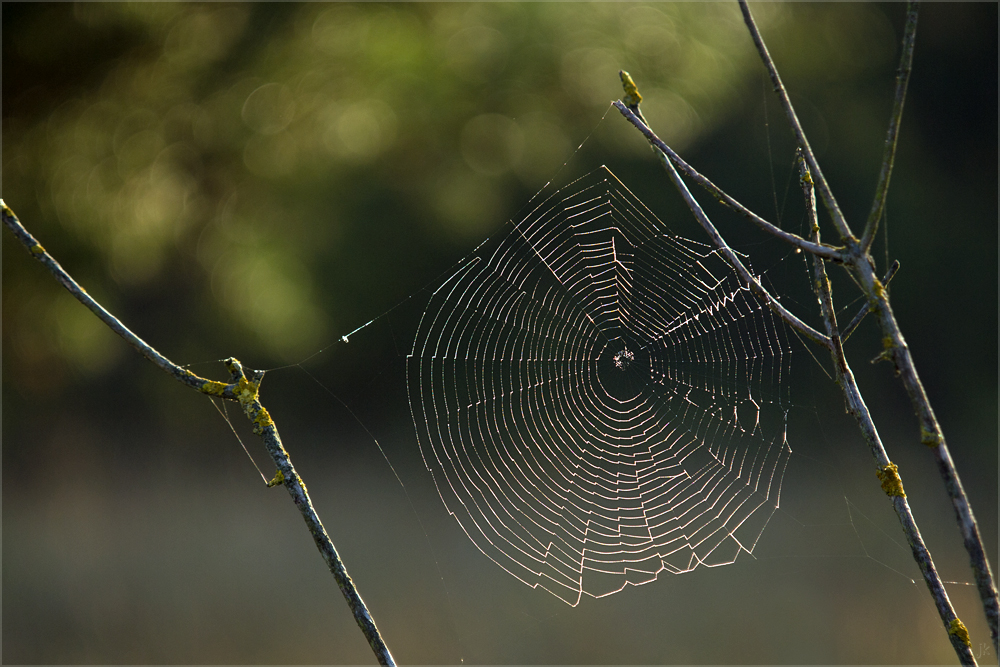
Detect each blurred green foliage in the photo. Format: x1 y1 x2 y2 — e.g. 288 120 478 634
4 2 918 374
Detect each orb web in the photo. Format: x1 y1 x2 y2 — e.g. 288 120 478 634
408 166 792 605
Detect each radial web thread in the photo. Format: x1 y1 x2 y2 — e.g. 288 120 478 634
408 166 792 605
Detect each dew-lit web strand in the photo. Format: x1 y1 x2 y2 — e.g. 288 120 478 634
412 159 960 592
540 202 772 552
298 120 884 604
418 243 607 553
234 111 617 510
434 243 652 556
409 165 794 604
208 395 268 483
251 104 622 376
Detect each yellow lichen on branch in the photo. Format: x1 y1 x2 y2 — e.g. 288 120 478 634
236 376 259 408
948 617 971 647
253 406 273 435
877 462 906 498
199 380 229 396
266 469 285 488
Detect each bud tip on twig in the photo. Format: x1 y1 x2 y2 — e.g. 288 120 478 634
619 70 642 108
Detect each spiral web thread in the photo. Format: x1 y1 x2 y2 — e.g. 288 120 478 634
408 166 792 606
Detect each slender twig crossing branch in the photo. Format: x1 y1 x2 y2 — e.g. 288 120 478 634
738 0 854 244
740 1 997 650
852 2 998 646
861 1 919 252
858 257 1000 653
841 260 899 342
796 155 976 664
1 200 397 667
616 28 994 653
739 2 996 654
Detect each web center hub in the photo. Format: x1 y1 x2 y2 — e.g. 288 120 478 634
613 348 634 371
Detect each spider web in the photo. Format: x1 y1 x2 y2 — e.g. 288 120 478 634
408 166 793 606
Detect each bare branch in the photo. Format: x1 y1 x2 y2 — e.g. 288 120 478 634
612 102 831 349
613 97 844 262
860 260 1000 652
1 201 241 400
861 1 919 252
1 200 398 667
224 359 398 666
738 4 997 648
796 156 976 665
738 0 856 245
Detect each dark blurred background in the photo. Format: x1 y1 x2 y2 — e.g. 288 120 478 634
3 2 996 663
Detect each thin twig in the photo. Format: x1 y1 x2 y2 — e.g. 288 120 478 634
619 51 982 658
1 202 241 401
796 157 976 665
861 1 919 252
739 2 998 648
224 359 397 666
838 0 997 644
612 88 844 263
858 259 1000 653
613 101 831 350
1 200 397 667
841 260 899 342
738 0 855 245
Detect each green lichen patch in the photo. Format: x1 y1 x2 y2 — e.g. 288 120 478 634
619 70 642 108
921 426 943 448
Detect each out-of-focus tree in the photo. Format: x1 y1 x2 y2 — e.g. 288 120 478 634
4 2 914 377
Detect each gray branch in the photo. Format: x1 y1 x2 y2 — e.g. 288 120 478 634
861 1 919 252
615 6 996 650
1 200 397 667
615 76 844 264
746 1 995 650
738 0 854 244
860 260 1000 653
840 260 899 342
797 156 976 665
613 100 831 349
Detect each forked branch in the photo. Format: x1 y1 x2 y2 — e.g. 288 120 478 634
739 1 997 651
613 100 831 350
616 7 994 651
1 201 397 667
613 86 844 263
840 260 899 342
